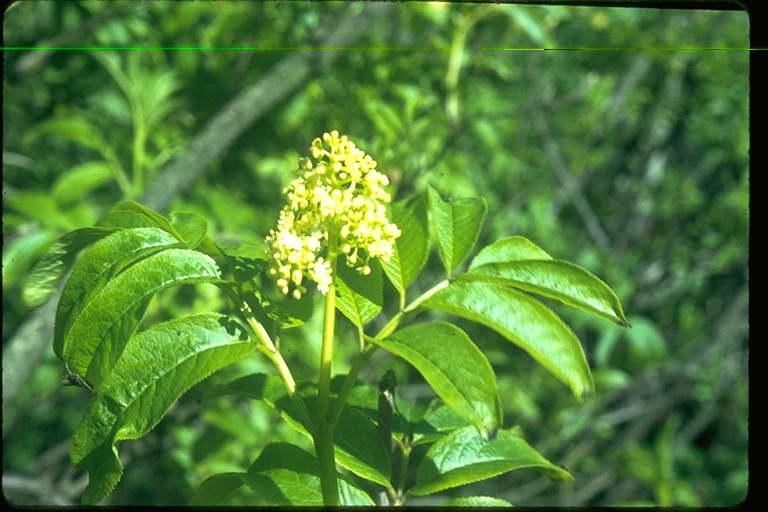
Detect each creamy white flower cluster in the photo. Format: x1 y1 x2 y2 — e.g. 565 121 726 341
266 131 401 299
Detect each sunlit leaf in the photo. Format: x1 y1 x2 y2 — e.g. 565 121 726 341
466 237 629 326
469 236 553 267
71 313 254 504
335 257 383 328
62 247 222 388
380 192 430 300
427 185 487 275
375 322 502 440
443 496 514 506
422 279 594 400
410 426 572 496
97 200 185 241
54 227 183 358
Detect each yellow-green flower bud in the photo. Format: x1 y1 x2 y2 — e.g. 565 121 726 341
265 131 400 297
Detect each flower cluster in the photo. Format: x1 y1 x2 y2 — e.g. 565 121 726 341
266 131 401 299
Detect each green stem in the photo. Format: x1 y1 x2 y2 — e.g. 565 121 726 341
315 236 340 506
240 300 314 429
330 278 451 424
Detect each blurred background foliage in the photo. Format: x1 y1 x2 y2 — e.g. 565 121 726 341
3 1 748 506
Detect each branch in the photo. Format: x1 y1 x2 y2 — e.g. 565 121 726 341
141 3 393 213
531 107 613 252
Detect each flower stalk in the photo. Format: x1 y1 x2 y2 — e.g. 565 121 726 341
264 131 401 506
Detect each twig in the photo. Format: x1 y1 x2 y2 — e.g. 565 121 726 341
531 107 613 252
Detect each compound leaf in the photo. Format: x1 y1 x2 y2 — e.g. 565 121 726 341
62 247 221 388
71 313 254 504
54 227 184 358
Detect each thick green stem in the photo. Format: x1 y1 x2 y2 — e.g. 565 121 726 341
315 238 340 506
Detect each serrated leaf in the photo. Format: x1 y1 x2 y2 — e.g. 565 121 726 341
422 280 593 400
375 322 502 440
410 426 572 496
380 193 430 299
189 472 246 506
54 227 184 358
22 226 117 308
443 496 514 506
170 211 208 249
71 313 254 504
244 443 375 506
466 237 628 326
464 260 628 326
96 200 184 241
335 257 383 328
63 248 222 388
427 185 487 275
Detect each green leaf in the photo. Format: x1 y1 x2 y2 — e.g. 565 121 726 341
243 443 375 506
443 496 514 506
51 161 115 205
328 397 392 487
203 374 392 487
410 426 572 496
170 211 208 249
380 192 430 300
54 227 184 358
230 384 407 492
26 116 108 153
411 404 470 446
427 185 487 275
466 237 629 326
63 247 221 388
335 257 383 328
5 229 57 291
22 226 117 308
71 313 254 504
375 322 502 440
189 473 246 506
97 200 185 241
229 283 314 332
422 280 594 400
4 190 73 231
469 235 554 267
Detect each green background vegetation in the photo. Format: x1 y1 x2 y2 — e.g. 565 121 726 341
3 1 748 506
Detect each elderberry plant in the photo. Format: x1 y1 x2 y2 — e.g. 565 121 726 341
37 132 629 506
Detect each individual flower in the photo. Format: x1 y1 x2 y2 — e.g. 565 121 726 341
266 131 401 298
